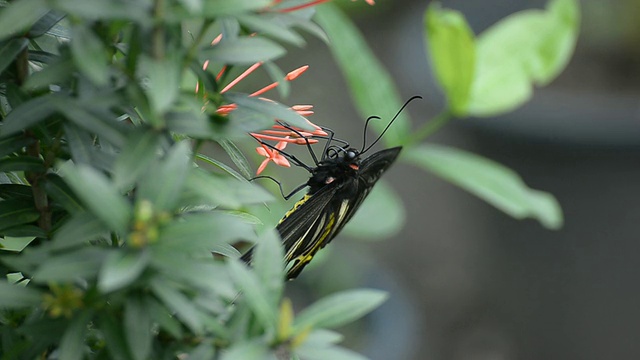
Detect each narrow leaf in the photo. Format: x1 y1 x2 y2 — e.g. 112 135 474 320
151 279 206 334
0 0 48 38
58 311 91 360
98 250 151 293
0 38 29 75
137 141 190 211
44 173 85 214
59 162 132 233
113 131 160 191
0 281 41 308
294 289 387 331
405 144 563 229
228 260 277 330
0 156 45 172
203 36 285 65
124 296 152 360
253 230 285 307
70 25 109 85
0 94 57 137
51 212 108 250
315 4 411 146
32 248 107 282
0 199 39 232
225 92 312 131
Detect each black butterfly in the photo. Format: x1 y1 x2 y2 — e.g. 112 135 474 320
242 96 420 279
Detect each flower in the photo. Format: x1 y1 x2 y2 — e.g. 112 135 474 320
256 140 291 174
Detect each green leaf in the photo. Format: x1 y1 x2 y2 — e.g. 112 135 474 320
220 340 269 360
52 0 148 20
405 144 563 229
185 169 273 208
58 310 91 360
113 131 160 191
264 61 289 98
139 56 179 116
59 162 132 233
51 212 108 250
228 260 277 330
225 92 313 131
98 250 151 293
27 10 66 37
157 212 255 253
468 0 580 116
0 199 39 232
0 0 48 38
32 248 107 282
0 38 28 75
0 184 33 199
70 25 109 85
99 314 133 360
202 0 271 16
237 14 306 46
294 289 387 331
315 4 411 147
2 226 45 238
0 236 35 252
0 135 34 159
196 152 248 181
0 94 57 137
151 279 207 334
252 230 285 307
296 345 367 360
424 4 476 116
125 296 152 360
203 36 285 65
44 173 85 214
138 141 190 211
55 98 126 147
0 281 41 308
342 180 405 240
145 297 183 338
62 124 95 165
0 156 45 172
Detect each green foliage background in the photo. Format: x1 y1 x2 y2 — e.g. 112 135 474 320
0 0 577 359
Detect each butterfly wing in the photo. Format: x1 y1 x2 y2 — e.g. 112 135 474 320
282 146 402 279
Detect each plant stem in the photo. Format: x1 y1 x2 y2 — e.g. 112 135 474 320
152 0 165 60
408 109 453 144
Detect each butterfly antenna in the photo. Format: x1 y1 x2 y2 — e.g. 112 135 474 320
361 95 423 154
360 115 381 153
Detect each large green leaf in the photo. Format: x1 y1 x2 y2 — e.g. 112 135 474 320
468 0 580 116
405 144 563 229
185 168 273 208
58 310 91 360
32 248 107 282
315 4 411 147
0 94 58 137
424 4 476 116
112 131 160 191
124 296 152 360
294 289 387 331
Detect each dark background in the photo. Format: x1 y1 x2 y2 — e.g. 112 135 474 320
247 0 640 359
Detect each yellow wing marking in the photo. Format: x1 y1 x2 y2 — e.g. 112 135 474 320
279 194 312 225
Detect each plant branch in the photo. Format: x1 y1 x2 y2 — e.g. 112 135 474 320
408 109 453 144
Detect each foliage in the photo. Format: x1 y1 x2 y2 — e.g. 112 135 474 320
0 0 578 359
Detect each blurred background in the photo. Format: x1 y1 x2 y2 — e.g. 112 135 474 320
238 0 640 359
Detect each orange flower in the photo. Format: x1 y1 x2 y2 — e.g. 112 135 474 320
256 140 291 174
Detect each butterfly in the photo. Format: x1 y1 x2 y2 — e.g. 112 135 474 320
242 96 421 280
